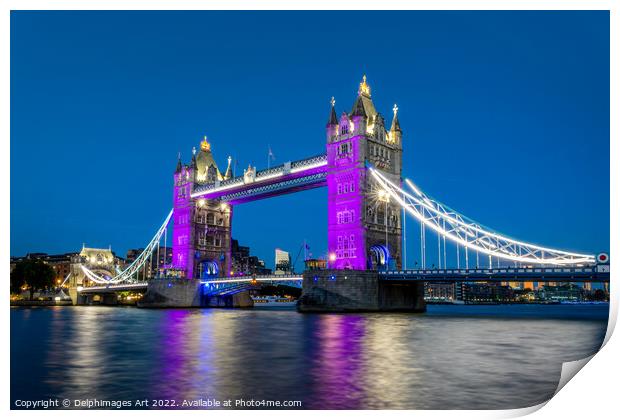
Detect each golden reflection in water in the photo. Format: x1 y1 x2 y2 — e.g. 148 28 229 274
47 307 106 399
361 314 424 409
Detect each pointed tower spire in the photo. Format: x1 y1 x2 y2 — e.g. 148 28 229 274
175 152 182 173
351 74 376 118
390 104 401 132
327 96 338 126
200 135 211 152
191 147 197 169
224 156 233 180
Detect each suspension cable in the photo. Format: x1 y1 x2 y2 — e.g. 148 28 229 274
369 168 594 266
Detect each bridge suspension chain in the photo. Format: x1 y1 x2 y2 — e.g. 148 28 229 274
369 168 594 266
79 209 174 284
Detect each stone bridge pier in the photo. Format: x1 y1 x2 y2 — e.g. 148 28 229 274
298 270 426 312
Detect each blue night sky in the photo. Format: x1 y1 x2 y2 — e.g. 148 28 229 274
11 11 609 270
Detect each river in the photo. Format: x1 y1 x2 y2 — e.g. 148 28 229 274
10 304 608 409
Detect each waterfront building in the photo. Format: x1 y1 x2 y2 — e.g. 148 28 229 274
126 249 142 263
462 283 514 303
425 282 456 302
126 246 172 278
305 258 327 270
10 252 77 285
275 248 292 274
68 246 121 288
231 239 272 276
538 284 583 302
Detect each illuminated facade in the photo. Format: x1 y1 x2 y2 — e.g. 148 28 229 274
326 76 403 270
172 76 404 278
172 137 233 279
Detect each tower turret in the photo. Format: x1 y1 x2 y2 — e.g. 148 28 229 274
326 75 403 271
326 97 339 143
224 156 233 180
389 104 402 145
175 153 183 173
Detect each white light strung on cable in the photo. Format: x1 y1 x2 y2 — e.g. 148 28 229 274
368 168 594 266
79 209 173 285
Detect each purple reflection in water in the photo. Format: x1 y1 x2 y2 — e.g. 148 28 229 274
308 314 367 409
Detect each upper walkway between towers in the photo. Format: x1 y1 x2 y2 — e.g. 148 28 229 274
190 154 328 204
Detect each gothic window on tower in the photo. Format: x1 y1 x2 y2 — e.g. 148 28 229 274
206 213 215 225
337 142 351 157
377 208 386 225
336 234 356 258
337 210 355 224
215 236 222 247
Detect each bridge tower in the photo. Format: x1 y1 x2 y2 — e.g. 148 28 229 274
326 76 403 270
172 137 233 279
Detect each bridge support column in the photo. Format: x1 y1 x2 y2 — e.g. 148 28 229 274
139 278 203 308
204 291 254 308
68 287 79 305
298 270 425 312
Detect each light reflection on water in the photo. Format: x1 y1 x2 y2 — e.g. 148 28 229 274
11 304 608 409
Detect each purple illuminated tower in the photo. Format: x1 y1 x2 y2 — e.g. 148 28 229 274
326 76 403 270
172 137 233 279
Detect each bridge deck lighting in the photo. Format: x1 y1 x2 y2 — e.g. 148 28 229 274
198 199 206 207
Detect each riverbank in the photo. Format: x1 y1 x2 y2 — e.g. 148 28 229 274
11 300 73 307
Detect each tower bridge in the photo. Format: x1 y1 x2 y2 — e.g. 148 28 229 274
75 76 609 311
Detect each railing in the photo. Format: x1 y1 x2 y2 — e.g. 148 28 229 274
380 266 599 276
379 265 609 282
79 282 149 292
202 274 303 285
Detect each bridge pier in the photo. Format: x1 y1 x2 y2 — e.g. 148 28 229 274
139 278 203 308
74 292 119 305
298 270 426 313
204 291 254 308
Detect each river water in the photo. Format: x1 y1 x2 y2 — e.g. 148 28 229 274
11 304 608 410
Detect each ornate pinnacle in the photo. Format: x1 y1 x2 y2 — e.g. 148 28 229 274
358 74 371 97
200 135 211 152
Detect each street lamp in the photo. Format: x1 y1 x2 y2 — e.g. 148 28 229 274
378 189 390 265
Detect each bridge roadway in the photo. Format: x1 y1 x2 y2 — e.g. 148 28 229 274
78 265 609 294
